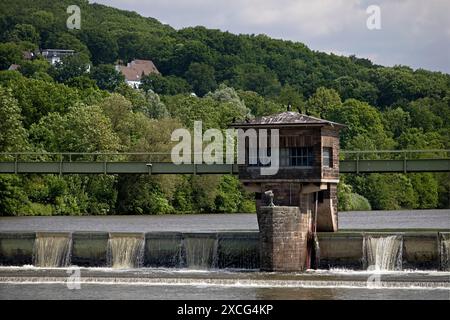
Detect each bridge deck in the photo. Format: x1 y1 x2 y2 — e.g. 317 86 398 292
0 159 448 174
0 151 448 174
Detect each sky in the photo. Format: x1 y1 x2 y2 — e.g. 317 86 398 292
92 0 450 73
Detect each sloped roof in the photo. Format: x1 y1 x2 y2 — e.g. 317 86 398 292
118 59 160 82
8 64 20 71
230 111 344 128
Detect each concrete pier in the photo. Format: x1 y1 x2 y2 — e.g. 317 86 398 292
257 206 310 271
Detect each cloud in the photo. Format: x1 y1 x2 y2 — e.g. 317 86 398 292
91 0 450 73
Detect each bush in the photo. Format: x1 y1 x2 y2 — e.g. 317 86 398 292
19 202 53 216
347 193 372 211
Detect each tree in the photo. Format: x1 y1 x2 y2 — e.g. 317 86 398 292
81 29 118 65
0 87 28 152
382 107 411 138
5 24 40 44
51 53 91 83
91 64 124 91
230 63 281 97
277 85 305 112
185 62 217 96
205 84 249 117
332 76 378 105
7 77 81 127
0 42 23 70
18 58 50 78
65 75 98 90
237 90 284 117
327 98 393 150
139 90 169 119
140 74 191 95
29 105 121 153
307 87 342 117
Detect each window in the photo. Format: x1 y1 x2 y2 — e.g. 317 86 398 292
280 147 314 167
323 147 332 167
318 191 324 203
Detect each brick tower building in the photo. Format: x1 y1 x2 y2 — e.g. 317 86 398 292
231 111 344 271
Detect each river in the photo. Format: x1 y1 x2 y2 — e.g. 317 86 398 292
0 209 449 232
0 210 449 300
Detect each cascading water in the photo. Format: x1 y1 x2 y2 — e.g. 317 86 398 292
363 235 403 271
107 234 145 269
440 236 450 271
33 233 72 267
184 237 218 269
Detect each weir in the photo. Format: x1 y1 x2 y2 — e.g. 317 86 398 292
363 235 403 271
0 231 448 270
184 236 218 269
107 233 145 268
440 234 450 271
33 233 72 267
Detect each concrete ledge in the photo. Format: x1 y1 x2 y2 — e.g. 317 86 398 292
317 233 364 269
0 231 447 271
217 232 259 269
145 232 183 268
72 232 108 267
403 233 439 270
0 232 35 266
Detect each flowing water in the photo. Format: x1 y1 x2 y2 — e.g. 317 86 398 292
0 267 449 300
363 235 403 271
107 234 145 269
1 211 449 300
184 237 218 269
441 236 450 271
32 233 71 267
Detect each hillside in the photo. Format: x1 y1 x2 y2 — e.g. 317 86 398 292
0 0 449 215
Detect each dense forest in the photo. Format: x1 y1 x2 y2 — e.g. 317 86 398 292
0 0 449 216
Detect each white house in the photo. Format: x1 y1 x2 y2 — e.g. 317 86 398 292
115 59 160 88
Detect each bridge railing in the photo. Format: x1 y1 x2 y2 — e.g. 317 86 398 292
340 149 450 161
1 150 449 163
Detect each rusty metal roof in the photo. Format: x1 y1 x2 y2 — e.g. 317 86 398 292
230 111 344 128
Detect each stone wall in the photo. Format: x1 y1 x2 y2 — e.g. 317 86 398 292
257 206 310 271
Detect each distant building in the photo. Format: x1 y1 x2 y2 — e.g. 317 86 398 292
22 51 35 60
41 49 75 65
116 59 160 88
8 64 20 71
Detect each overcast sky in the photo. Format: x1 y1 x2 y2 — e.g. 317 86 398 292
92 0 450 73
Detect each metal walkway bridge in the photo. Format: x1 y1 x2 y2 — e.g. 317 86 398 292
0 150 449 175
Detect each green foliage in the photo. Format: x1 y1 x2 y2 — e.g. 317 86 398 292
0 42 23 70
140 74 191 95
0 175 29 215
91 64 124 91
18 58 51 78
307 87 342 117
0 87 29 152
50 53 91 83
0 0 448 215
5 24 40 44
185 62 217 96
238 90 284 116
337 181 371 211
